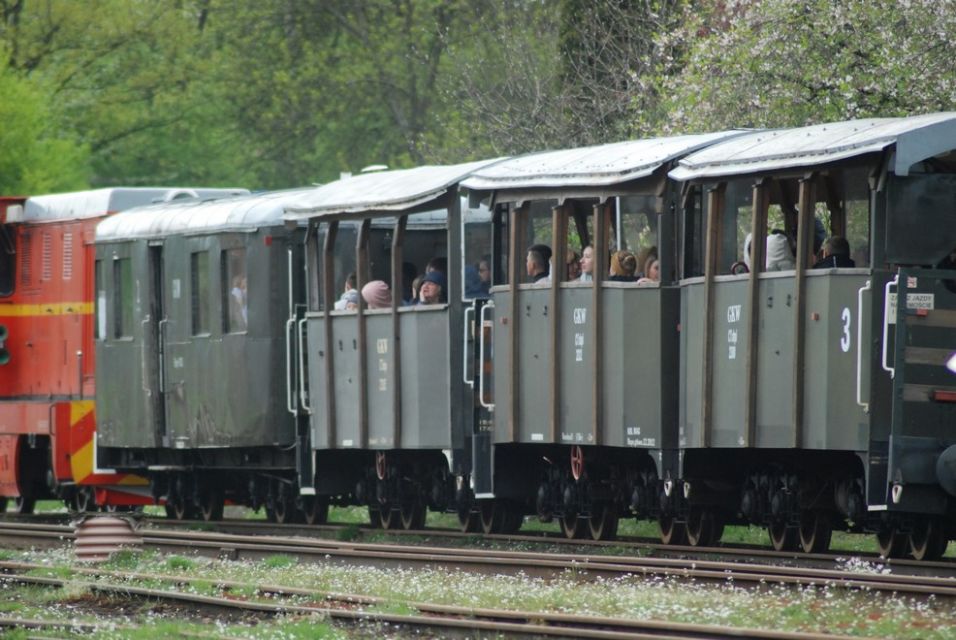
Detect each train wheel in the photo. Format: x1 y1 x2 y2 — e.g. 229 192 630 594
659 514 687 545
768 520 797 551
686 508 721 547
798 510 832 554
380 507 400 530
909 517 947 561
271 496 300 524
199 489 224 522
301 497 329 525
399 501 427 530
587 505 618 541
501 503 524 534
71 488 96 513
367 506 382 528
559 513 586 539
165 501 193 520
457 509 480 533
12 497 35 515
0 498 7 512
876 526 907 559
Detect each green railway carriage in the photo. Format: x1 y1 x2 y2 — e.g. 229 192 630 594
95 189 312 521
669 113 956 558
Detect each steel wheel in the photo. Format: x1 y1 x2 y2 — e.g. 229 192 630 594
876 526 907 559
659 514 687 545
768 520 797 551
686 508 722 547
909 517 948 561
379 507 400 530
798 510 832 554
301 497 330 525
271 496 301 524
11 496 35 515
399 501 427 530
367 506 383 528
199 489 224 522
559 512 586 539
457 508 480 533
165 500 193 521
0 498 7 513
71 488 95 513
587 504 619 541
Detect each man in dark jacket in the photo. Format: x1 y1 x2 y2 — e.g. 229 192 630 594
813 236 855 269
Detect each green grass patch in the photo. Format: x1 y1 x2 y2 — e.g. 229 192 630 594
103 549 145 570
335 523 361 541
164 556 197 571
262 554 297 569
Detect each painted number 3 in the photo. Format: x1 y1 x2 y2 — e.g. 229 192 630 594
840 307 851 353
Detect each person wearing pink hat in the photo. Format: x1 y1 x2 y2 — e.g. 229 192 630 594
361 280 392 309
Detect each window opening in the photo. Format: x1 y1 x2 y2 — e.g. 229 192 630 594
191 252 210 335
222 248 247 332
95 260 105 340
113 258 133 338
0 225 14 296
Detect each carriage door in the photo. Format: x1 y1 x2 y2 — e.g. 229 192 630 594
469 298 495 496
887 267 956 504
143 243 168 447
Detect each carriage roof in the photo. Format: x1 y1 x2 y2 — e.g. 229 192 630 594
95 188 306 242
460 131 743 193
25 187 247 224
669 112 956 181
283 159 501 221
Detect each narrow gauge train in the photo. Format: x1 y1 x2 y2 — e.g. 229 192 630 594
0 187 245 513
88 113 956 561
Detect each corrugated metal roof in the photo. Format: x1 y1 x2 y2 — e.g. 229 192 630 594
459 132 745 192
24 187 248 223
669 113 956 181
96 189 308 242
283 160 501 220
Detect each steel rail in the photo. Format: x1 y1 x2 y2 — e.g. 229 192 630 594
0 563 876 640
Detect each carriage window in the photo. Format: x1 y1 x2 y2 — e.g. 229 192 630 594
95 260 106 340
113 258 133 339
222 249 247 333
841 167 870 268
618 195 659 278
463 205 492 300
191 252 210 335
308 227 325 312
520 200 555 284
681 186 704 279
0 224 13 297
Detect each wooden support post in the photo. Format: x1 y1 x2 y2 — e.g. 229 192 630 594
322 221 339 449
390 215 407 448
701 184 726 447
591 201 610 446
793 174 817 448
508 204 524 442
356 219 371 449
550 205 568 443
744 179 770 447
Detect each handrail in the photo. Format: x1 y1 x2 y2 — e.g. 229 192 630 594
478 302 494 410
463 305 475 387
882 275 899 378
297 317 312 413
285 317 296 415
157 318 168 393
856 279 871 412
141 317 151 393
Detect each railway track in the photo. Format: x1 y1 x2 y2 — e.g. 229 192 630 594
1 519 955 600
0 560 881 640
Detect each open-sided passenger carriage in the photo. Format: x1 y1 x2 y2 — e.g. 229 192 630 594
459 132 743 540
669 113 956 558
284 161 497 530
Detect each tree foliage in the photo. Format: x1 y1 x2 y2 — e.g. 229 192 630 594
0 0 955 193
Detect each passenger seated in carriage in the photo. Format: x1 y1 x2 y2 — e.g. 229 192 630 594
526 244 551 284
813 236 856 269
579 246 594 282
361 280 392 309
608 250 638 282
417 271 447 304
637 257 660 285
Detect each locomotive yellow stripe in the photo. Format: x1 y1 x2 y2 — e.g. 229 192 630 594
0 302 93 317
71 400 94 426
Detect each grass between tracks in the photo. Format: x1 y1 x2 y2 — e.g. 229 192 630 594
5 502 956 638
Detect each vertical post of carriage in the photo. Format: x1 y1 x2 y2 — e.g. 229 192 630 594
792 173 817 448
744 178 770 447
701 183 726 448
390 215 407 448
322 221 339 449
507 203 524 442
550 204 568 444
356 218 371 449
591 200 609 446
